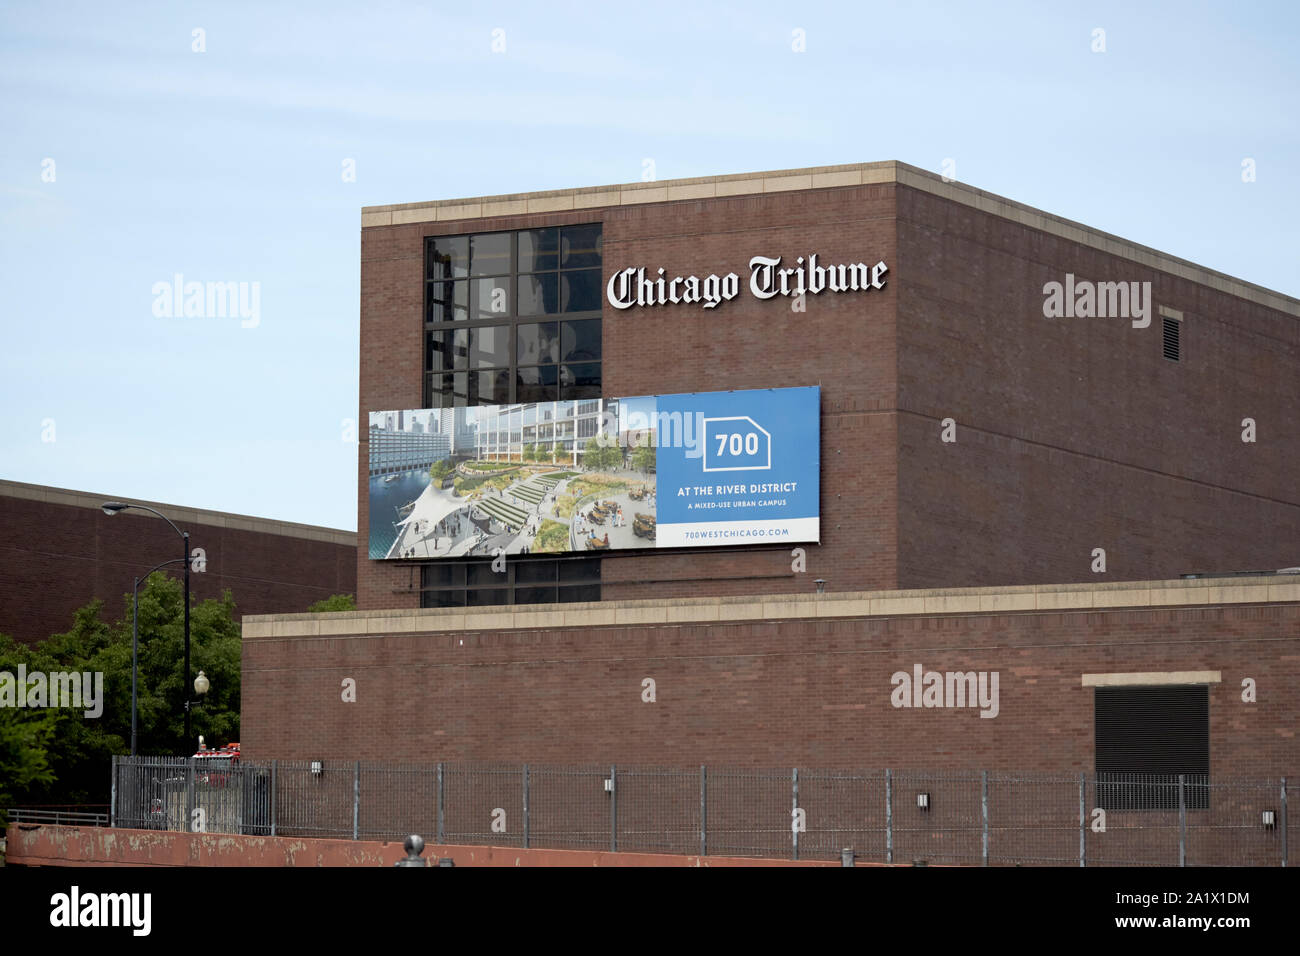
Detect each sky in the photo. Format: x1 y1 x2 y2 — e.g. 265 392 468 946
1 1 1296 531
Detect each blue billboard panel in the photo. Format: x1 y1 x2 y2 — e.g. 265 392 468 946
367 386 819 560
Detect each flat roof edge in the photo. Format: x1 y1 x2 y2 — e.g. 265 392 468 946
0 478 356 546
243 574 1300 639
360 160 1300 317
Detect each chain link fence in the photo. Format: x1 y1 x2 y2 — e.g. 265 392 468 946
108 757 1293 866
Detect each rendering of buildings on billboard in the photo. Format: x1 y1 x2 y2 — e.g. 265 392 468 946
367 386 820 560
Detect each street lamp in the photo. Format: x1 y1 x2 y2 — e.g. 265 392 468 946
103 501 193 751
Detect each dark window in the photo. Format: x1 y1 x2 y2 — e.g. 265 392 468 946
518 273 559 315
426 280 468 324
517 322 560 365
518 228 559 272
424 226 601 406
469 326 510 368
560 224 602 268
561 319 601 361
469 233 511 276
561 269 602 312
420 557 601 608
517 365 558 404
1163 317 1181 362
427 236 468 279
1095 685 1209 810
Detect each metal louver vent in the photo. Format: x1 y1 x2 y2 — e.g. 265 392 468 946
1163 316 1181 362
1095 685 1208 809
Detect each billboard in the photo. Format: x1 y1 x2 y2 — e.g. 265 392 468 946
367 386 819 560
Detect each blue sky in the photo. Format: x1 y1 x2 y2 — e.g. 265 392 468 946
2 1 1296 531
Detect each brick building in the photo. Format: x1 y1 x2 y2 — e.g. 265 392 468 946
0 479 356 645
243 162 1298 795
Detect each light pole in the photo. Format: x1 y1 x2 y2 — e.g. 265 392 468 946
103 501 193 751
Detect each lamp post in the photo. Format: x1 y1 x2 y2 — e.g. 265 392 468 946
103 501 193 750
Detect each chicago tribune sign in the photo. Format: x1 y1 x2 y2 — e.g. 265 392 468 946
605 254 888 311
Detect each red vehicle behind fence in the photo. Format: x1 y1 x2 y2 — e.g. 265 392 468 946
191 741 240 788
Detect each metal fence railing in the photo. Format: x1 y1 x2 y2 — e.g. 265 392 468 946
3 807 110 827
105 757 1293 866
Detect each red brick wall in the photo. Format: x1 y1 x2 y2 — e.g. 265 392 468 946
0 495 356 645
357 179 1298 606
357 185 899 607
895 185 1300 587
241 602 1300 782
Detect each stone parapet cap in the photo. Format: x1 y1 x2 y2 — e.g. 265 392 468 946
243 574 1300 639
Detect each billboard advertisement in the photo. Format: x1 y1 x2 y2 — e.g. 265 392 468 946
367 386 819 560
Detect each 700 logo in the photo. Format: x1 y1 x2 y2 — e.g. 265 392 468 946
702 416 771 472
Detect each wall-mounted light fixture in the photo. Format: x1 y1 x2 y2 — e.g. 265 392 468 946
311 760 323 776
814 579 826 595
1262 809 1276 829
917 792 930 811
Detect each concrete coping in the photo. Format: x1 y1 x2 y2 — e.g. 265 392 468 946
0 478 356 547
242 574 1300 640
360 159 1300 318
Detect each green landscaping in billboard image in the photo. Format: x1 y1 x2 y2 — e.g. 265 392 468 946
366 401 656 560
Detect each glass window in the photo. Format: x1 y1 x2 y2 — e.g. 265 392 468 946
517 366 558 404
518 273 559 315
559 558 601 583
427 328 469 371
515 561 557 584
424 225 599 407
516 587 557 605
561 224 602 269
561 269 602 312
467 588 509 607
471 277 511 319
470 326 510 368
426 236 468 280
424 590 467 608
517 322 559 365
518 228 559 272
467 563 504 586
561 363 601 399
470 233 511 276
423 563 465 587
427 280 468 323
559 584 600 603
561 319 601 361
474 369 511 405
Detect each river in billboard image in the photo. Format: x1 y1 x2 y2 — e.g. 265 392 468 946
367 470 433 559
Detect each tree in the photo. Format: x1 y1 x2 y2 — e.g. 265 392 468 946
307 593 357 613
632 443 656 474
430 458 453 483
0 574 243 809
0 634 58 824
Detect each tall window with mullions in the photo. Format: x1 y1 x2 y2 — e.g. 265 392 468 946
425 224 602 408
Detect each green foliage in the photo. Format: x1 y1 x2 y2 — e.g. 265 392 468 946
583 437 621 471
0 635 58 824
430 458 453 482
307 593 357 613
0 573 242 810
532 519 570 553
631 443 657 474
524 443 537 462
